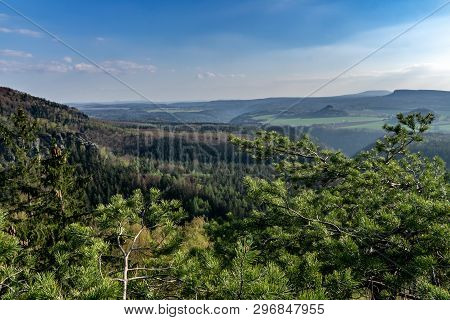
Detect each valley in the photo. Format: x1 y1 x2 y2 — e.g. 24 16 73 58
1 86 449 300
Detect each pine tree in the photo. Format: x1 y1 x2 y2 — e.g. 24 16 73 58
0 210 21 298
216 238 292 299
41 138 83 233
0 109 42 217
97 188 186 299
230 113 449 299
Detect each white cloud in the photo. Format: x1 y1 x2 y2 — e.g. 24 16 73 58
72 60 156 74
4 11 450 101
275 63 450 91
0 59 21 72
0 27 41 37
96 37 105 41
197 71 217 79
229 73 246 78
74 62 97 73
16 28 41 37
0 58 157 75
197 71 246 80
34 62 72 73
231 13 450 97
101 60 157 74
0 60 72 73
0 49 32 58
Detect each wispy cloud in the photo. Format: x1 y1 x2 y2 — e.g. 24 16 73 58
0 60 71 73
0 59 21 72
74 60 157 74
230 13 450 97
196 71 217 79
196 71 245 79
34 61 73 73
0 27 41 37
0 58 158 75
73 62 96 73
102 60 156 73
96 36 105 41
0 49 32 58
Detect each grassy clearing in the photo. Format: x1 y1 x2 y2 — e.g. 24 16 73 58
430 122 450 132
253 115 386 126
340 121 387 130
146 108 204 113
253 114 450 133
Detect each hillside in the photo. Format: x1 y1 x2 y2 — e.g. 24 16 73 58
301 105 349 118
71 90 450 132
3 87 449 163
0 87 262 215
0 87 88 125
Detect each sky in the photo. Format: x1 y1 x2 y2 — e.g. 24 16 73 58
0 0 449 103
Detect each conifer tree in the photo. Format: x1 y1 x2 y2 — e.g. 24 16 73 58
216 238 291 299
97 188 186 299
0 109 42 217
230 113 449 299
0 210 21 298
41 138 83 234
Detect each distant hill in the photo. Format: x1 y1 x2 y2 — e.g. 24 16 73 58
338 90 392 98
1 86 448 166
301 105 349 118
71 89 450 126
0 87 88 124
389 89 450 97
407 108 436 115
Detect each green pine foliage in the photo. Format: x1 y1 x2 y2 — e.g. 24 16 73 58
228 112 449 299
0 105 448 300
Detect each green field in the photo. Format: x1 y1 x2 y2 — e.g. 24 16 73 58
430 122 450 132
253 115 386 127
253 115 450 133
340 121 387 130
146 108 204 113
345 121 450 132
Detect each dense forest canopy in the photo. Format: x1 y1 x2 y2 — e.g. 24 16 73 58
0 87 448 299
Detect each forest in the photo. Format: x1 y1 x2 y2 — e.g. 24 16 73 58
0 87 449 300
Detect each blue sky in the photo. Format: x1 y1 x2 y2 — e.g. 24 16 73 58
0 0 449 102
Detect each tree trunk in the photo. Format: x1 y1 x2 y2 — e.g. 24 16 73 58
123 254 129 300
